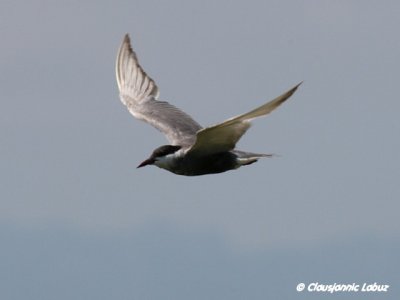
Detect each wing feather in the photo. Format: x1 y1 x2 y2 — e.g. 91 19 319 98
187 82 302 155
116 34 201 146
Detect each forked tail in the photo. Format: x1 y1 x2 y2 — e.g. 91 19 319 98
234 150 273 166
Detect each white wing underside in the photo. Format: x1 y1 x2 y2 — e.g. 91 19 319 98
116 34 201 146
187 82 302 156
116 34 301 154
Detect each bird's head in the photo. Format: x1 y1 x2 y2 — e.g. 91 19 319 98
137 145 182 168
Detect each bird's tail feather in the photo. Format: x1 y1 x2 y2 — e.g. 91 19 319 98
234 151 273 166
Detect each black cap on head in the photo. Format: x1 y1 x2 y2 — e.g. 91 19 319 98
152 145 182 157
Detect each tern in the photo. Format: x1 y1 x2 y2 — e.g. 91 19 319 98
116 34 301 176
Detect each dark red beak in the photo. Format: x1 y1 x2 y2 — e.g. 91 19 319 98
137 158 154 168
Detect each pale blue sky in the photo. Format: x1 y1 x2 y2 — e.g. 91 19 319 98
1 0 399 299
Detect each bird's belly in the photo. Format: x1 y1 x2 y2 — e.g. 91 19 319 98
173 152 238 176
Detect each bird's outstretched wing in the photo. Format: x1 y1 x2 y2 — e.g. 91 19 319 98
116 34 202 146
187 82 302 156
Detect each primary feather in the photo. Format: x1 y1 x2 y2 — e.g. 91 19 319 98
116 34 202 146
187 83 302 155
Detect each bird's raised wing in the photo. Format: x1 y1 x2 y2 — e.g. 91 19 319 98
116 34 202 146
187 82 302 156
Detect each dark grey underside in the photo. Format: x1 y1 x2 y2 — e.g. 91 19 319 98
166 151 258 176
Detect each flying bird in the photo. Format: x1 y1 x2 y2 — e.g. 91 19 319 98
116 34 301 176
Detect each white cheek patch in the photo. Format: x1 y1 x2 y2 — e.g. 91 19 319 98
154 154 175 170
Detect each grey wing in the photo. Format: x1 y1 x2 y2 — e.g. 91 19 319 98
116 34 202 146
187 82 302 155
